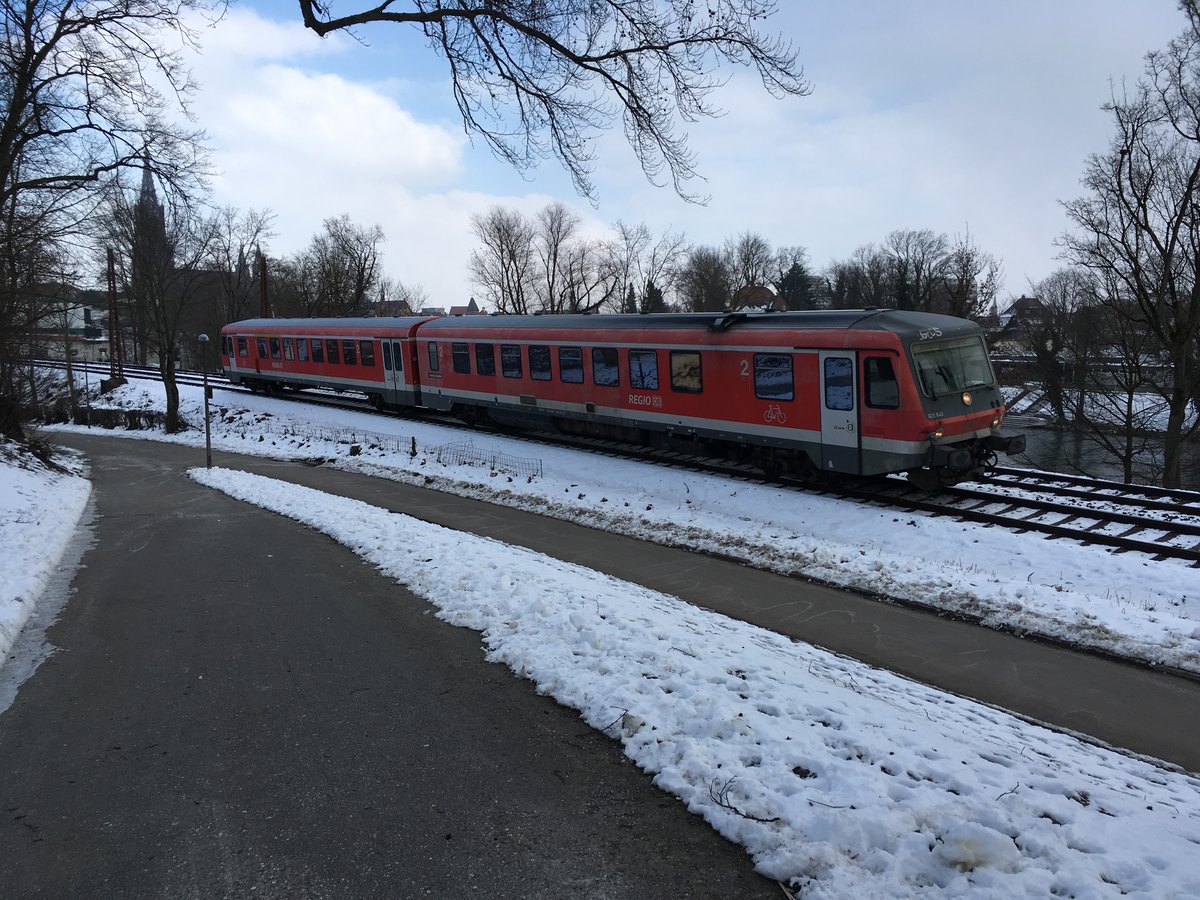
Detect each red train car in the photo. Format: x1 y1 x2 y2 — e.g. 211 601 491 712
220 309 1024 486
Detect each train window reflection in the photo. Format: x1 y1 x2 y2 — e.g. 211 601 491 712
501 344 523 378
297 338 309 362
237 337 248 358
475 343 496 376
629 350 658 389
912 337 993 398
529 345 551 380
326 339 339 364
754 354 793 401
342 340 357 365
824 357 854 411
670 351 702 393
591 347 619 386
452 342 471 374
865 357 899 408
360 340 375 366
559 346 584 384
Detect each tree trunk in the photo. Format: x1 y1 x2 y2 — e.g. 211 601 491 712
160 355 182 434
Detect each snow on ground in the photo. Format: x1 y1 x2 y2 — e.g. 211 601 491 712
39 374 1200 675
186 464 1200 897
6 372 1200 894
0 440 90 666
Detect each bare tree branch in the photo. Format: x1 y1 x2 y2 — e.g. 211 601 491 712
296 1 810 200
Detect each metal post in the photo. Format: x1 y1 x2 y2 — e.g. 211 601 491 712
198 333 212 468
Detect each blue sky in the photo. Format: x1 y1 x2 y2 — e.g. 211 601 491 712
186 1 1186 309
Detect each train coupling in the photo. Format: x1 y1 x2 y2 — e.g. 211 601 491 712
982 433 1026 456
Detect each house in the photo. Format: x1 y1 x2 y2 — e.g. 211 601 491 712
448 297 483 316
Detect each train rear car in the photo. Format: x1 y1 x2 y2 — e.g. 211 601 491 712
220 316 433 408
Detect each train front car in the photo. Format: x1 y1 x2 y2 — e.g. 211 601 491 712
879 311 1025 490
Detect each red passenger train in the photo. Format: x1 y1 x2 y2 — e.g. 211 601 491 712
220 309 1025 488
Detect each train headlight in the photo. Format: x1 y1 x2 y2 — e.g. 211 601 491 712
961 391 973 405
991 416 1001 430
928 427 944 443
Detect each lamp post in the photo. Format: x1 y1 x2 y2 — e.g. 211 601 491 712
197 333 212 468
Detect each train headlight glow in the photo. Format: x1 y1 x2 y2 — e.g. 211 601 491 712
928 427 944 443
961 391 973 405
992 416 1001 430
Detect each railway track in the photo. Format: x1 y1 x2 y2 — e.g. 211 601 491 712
45 360 1200 566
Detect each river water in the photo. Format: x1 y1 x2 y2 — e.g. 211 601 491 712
1005 420 1200 490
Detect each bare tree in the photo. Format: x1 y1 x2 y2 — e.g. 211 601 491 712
375 277 428 316
725 231 774 301
296 1 810 200
827 244 890 309
533 202 581 313
678 245 731 312
101 171 218 433
0 0 217 438
208 207 276 325
316 215 386 315
469 206 536 313
938 229 1001 320
884 229 948 312
1061 2 1200 487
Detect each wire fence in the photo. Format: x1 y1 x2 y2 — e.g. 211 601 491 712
434 440 544 478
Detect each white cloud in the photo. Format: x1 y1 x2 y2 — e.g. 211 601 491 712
174 2 1189 308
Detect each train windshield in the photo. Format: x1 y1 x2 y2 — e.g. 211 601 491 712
911 336 994 398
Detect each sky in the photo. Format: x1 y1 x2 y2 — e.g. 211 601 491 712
170 1 1187 310
4 373 1200 895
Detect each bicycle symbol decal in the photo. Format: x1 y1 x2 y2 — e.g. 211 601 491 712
764 405 787 425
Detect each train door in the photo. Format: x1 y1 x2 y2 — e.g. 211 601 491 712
818 350 860 474
380 338 409 403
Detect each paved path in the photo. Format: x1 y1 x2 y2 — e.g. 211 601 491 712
83 433 1200 773
0 435 774 899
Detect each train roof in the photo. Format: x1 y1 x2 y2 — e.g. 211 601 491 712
225 316 434 331
224 309 983 341
416 309 982 338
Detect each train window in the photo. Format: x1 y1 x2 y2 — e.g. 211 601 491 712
256 337 268 358
528 345 551 380
629 350 659 390
360 340 375 366
911 336 993 398
501 344 522 378
297 338 309 362
428 342 440 372
326 339 340 364
591 347 619 387
382 342 392 371
283 338 295 361
269 337 281 359
754 354 794 401
311 339 324 364
237 337 248 358
452 342 471 374
475 343 496 376
670 351 703 393
824 357 854 411
558 347 584 384
864 357 899 409
342 340 358 365
392 341 404 371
